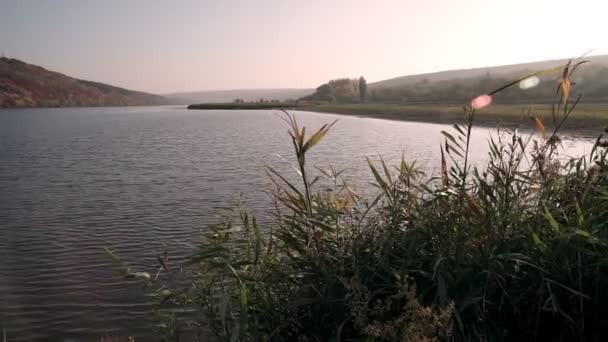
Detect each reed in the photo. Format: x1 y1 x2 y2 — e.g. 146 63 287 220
117 60 608 341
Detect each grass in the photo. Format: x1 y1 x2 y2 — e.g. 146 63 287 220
300 102 608 129
112 62 608 341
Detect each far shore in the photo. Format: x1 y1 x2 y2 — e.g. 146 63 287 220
296 103 608 131
187 102 306 110
189 101 608 131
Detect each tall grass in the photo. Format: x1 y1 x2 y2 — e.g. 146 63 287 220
117 61 608 341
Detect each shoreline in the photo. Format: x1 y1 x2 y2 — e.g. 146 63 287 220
297 103 608 132
187 102 304 110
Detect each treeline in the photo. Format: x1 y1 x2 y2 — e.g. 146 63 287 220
301 76 367 102
232 98 290 104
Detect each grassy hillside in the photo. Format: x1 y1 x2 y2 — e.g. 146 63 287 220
368 55 608 104
0 57 169 108
369 54 608 89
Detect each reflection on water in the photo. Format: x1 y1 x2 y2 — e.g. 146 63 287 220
0 106 598 341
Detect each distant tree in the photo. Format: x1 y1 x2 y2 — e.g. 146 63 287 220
233 98 244 103
328 78 358 102
352 79 359 94
359 76 367 102
315 83 336 102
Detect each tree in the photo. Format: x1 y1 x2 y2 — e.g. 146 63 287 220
328 78 357 102
315 83 336 102
359 76 367 102
303 77 365 103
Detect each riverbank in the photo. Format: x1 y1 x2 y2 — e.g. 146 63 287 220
299 103 608 130
188 102 305 110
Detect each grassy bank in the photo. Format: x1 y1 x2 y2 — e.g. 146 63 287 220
301 102 608 129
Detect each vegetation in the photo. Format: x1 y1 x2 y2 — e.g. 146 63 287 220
299 56 608 120
0 57 169 108
187 101 314 110
359 76 367 102
300 102 608 129
366 55 608 104
302 77 367 103
114 61 608 341
367 63 608 103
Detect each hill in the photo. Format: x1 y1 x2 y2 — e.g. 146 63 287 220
165 88 313 104
0 57 169 108
304 55 608 104
370 55 608 89
368 55 608 103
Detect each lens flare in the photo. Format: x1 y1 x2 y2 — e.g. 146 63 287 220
471 94 492 109
519 76 540 90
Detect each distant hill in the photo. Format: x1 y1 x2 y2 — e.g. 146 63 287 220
165 88 313 104
366 55 608 103
304 55 608 104
369 55 608 89
0 57 169 108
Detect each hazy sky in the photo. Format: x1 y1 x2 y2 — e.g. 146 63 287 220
1 0 606 94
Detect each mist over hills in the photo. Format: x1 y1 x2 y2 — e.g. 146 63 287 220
164 88 313 104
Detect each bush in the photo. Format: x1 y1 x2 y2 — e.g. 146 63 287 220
116 61 608 341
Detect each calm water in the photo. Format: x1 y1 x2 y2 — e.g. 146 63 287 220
0 106 598 341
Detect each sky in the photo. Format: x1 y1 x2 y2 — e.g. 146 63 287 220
1 0 607 94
